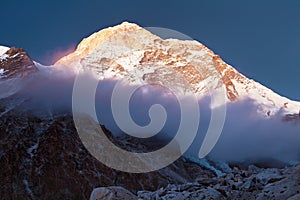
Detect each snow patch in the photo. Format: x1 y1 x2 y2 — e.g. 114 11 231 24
27 141 39 158
0 54 8 60
10 52 20 58
0 69 5 77
23 179 36 200
0 45 9 56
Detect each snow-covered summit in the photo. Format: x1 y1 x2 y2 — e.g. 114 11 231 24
55 22 140 67
55 22 300 116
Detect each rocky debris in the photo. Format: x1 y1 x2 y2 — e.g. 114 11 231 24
137 184 225 200
136 164 300 200
0 47 38 79
288 193 300 200
256 165 300 200
90 186 137 200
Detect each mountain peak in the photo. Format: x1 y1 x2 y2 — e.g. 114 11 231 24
118 21 141 28
55 21 141 66
6 47 26 56
54 22 300 115
0 47 38 79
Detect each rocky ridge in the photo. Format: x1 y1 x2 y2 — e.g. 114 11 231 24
0 47 38 79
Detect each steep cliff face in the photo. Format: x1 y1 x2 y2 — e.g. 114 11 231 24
55 22 300 116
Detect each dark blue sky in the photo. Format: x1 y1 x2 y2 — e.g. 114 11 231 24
1 0 300 100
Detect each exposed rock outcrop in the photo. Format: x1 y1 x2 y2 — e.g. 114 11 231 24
0 47 38 79
90 186 137 200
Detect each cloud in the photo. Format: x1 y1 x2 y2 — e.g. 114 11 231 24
11 66 300 165
196 99 300 164
39 45 76 65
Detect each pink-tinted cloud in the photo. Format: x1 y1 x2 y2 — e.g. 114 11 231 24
41 44 76 65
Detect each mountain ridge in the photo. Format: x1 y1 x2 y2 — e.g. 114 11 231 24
0 46 38 79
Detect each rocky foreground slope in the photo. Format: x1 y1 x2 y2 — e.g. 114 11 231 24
92 163 300 200
1 100 300 200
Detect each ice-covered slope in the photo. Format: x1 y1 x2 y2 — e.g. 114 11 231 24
0 45 9 55
55 22 300 116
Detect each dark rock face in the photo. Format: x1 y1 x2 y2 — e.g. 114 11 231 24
0 107 214 200
0 47 38 79
283 113 300 122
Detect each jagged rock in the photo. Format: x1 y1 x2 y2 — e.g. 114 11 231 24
287 193 300 200
283 113 300 122
255 168 283 185
137 163 300 200
239 168 283 192
248 165 263 173
256 168 300 200
0 47 38 79
138 183 225 200
90 186 137 200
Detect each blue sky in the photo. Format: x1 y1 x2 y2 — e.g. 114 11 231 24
1 0 300 100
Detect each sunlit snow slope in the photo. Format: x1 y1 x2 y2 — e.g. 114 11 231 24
55 22 300 116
